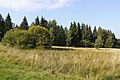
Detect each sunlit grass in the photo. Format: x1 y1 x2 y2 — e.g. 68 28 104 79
0 44 120 80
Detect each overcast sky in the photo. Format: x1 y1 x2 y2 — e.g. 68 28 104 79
0 0 120 38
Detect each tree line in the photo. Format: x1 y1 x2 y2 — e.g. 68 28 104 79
0 13 120 48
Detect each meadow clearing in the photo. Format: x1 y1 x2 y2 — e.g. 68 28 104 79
0 44 120 80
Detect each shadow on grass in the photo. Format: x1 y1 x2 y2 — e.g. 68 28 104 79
49 47 74 51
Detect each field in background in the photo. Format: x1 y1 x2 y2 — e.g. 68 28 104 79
0 44 120 80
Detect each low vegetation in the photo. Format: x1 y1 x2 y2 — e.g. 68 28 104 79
28 25 53 48
0 44 120 80
1 25 52 49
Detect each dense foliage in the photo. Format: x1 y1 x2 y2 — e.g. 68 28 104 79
0 13 12 41
20 16 29 30
2 28 36 48
28 25 52 48
0 13 119 48
2 26 52 49
116 39 120 48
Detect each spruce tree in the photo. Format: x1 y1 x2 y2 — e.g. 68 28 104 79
40 16 44 27
4 13 12 33
82 24 88 40
97 27 103 36
40 16 48 29
56 26 66 46
112 33 116 47
104 31 116 48
66 30 72 46
88 25 93 42
64 27 68 36
68 22 78 46
0 14 5 41
81 24 91 47
20 16 28 30
49 19 58 46
116 39 120 48
64 27 68 46
66 22 73 46
48 20 52 30
94 27 104 48
93 26 98 43
105 36 113 48
102 29 108 47
52 24 66 46
73 22 79 46
51 19 57 28
52 25 59 46
77 22 82 46
35 16 39 25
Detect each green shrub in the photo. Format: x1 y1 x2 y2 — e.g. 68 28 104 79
2 26 52 49
28 25 52 48
15 30 36 49
2 28 36 49
2 28 20 46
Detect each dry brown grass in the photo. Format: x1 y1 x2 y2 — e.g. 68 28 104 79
0 44 120 80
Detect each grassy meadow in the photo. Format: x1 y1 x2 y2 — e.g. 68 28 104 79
0 44 120 80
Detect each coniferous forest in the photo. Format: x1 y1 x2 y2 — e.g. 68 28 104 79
0 13 120 49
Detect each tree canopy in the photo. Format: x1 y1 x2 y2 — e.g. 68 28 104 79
20 16 28 30
0 13 119 49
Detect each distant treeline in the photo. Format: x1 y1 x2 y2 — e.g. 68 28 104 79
0 13 120 48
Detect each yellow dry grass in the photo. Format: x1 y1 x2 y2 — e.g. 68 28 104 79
0 44 120 79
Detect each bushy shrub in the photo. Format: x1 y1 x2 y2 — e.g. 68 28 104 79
2 26 53 49
2 28 36 49
2 28 20 46
28 25 52 48
15 30 36 49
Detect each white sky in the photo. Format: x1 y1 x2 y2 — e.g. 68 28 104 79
0 0 72 11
